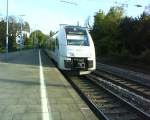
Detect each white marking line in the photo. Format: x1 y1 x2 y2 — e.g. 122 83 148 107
80 107 90 110
39 50 52 120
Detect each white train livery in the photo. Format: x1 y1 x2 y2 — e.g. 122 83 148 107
46 25 96 75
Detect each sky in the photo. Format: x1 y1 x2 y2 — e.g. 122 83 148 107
0 0 149 34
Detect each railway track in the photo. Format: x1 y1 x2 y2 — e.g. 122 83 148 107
64 74 150 120
94 70 150 100
44 50 150 119
96 63 150 87
95 63 150 115
88 73 150 116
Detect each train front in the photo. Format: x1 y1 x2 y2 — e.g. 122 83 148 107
62 26 96 75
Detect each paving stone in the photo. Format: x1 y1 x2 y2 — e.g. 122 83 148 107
61 111 85 120
5 105 27 114
0 113 12 120
51 112 61 120
13 113 42 120
0 50 99 120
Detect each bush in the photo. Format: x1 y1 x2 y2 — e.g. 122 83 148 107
139 49 150 64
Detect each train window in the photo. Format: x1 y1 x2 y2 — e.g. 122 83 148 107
51 38 55 51
67 35 89 46
65 26 89 46
56 38 59 49
65 27 86 36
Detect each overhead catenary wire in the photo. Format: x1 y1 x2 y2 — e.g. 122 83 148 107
60 0 78 6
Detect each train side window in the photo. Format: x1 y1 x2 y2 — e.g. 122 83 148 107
56 38 59 49
52 38 55 51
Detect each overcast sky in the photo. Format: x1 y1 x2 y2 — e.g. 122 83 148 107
0 0 149 34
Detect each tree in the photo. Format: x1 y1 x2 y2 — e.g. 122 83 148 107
119 12 150 55
0 15 31 52
49 30 55 37
91 6 124 55
30 30 47 48
0 20 6 51
23 21 30 32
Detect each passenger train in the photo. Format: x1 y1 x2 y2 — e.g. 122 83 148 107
45 25 96 75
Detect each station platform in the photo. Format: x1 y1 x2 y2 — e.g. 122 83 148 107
0 49 98 120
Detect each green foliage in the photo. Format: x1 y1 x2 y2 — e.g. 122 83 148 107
91 6 124 56
139 49 150 64
0 20 6 51
119 12 150 55
29 30 47 48
91 6 150 62
49 30 55 37
24 35 32 49
23 22 30 32
0 16 30 52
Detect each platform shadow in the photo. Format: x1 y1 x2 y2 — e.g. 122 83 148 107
0 49 56 68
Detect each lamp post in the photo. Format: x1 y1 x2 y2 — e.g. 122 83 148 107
6 0 8 59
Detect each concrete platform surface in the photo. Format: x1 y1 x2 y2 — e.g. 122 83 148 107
0 49 99 120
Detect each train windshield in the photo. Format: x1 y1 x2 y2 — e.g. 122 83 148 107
65 27 89 46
